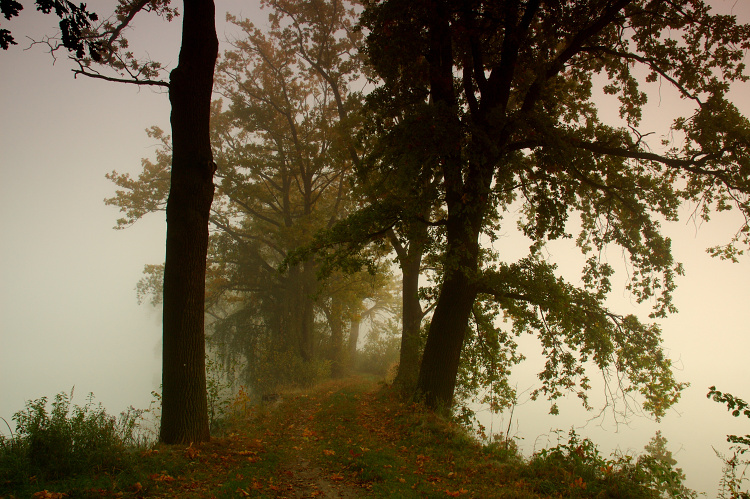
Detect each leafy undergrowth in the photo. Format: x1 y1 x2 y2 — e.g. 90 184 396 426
2 377 689 498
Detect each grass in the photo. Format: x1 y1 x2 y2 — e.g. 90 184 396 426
0 377 695 498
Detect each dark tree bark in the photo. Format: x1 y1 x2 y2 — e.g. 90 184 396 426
326 300 345 377
159 0 218 444
415 0 489 409
392 225 426 392
416 251 479 408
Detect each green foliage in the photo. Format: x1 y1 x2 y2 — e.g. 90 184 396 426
354 0 750 413
708 386 750 498
354 317 401 376
528 429 696 498
0 389 145 487
206 352 239 432
709 386 750 448
249 349 332 398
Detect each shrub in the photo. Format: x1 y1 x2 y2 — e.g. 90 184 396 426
250 349 332 398
0 388 143 486
527 429 696 498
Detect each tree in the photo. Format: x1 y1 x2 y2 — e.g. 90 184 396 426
361 0 750 412
105 0 399 396
157 0 217 444
7 0 216 443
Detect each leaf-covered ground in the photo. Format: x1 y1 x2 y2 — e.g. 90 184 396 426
9 377 675 498
132 377 515 498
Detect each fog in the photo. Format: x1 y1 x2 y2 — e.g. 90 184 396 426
1 1 749 496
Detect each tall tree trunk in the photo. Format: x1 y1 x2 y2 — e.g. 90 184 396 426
327 300 344 377
416 230 479 409
159 0 218 445
347 318 360 368
394 247 423 392
415 0 489 410
299 259 317 361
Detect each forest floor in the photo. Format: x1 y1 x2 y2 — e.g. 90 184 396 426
121 376 527 498
4 376 677 498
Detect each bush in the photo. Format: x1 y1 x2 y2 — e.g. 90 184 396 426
0 388 143 486
527 429 696 498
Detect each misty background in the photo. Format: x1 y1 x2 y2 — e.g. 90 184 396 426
1 1 750 495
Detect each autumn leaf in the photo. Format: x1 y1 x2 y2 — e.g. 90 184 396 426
149 473 176 483
445 488 468 497
184 443 200 459
330 473 344 481
32 492 67 499
570 477 586 489
323 449 336 456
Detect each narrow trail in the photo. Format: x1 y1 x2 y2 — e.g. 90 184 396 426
145 378 376 498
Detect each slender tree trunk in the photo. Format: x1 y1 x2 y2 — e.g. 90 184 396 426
327 300 344 377
159 0 218 445
347 318 360 368
394 249 423 392
299 259 316 361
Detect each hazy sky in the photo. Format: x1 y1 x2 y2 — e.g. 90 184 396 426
1 1 750 496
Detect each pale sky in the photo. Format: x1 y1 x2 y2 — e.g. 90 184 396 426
1 1 750 496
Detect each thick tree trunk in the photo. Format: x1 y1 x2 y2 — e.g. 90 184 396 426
416 241 478 409
415 0 489 410
280 261 316 361
159 0 218 445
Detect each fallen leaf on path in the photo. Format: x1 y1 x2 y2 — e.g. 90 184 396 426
149 474 176 483
184 443 200 459
323 449 335 456
32 492 67 499
445 488 468 497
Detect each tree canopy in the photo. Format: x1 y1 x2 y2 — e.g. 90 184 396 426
106 0 399 395
354 0 750 414
104 0 750 425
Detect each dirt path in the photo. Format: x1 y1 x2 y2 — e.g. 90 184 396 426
143 379 372 498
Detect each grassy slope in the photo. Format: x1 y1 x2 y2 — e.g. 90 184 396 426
2 377 677 498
